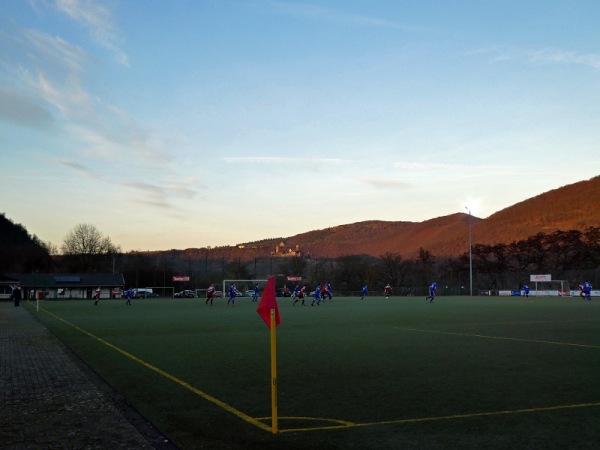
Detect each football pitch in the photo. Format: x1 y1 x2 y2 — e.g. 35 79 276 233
27 295 600 449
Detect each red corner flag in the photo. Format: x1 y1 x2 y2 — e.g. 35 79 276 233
257 276 281 328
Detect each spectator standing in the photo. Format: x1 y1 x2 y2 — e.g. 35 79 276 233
12 286 22 307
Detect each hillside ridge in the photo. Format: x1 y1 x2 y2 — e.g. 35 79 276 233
176 175 600 260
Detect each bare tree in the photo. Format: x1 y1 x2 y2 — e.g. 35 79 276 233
417 247 436 290
287 256 307 279
61 224 117 272
379 252 407 289
42 240 59 256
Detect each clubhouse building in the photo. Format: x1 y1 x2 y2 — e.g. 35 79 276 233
1 273 125 300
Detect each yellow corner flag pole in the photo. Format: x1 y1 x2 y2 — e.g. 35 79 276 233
270 308 278 434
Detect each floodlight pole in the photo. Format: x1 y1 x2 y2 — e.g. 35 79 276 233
465 207 473 296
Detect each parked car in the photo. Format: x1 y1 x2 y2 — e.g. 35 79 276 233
276 288 291 297
174 290 195 298
245 289 257 297
213 290 223 298
135 291 159 298
132 289 156 298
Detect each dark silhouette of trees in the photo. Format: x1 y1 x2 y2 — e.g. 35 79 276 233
3 209 597 296
61 224 120 272
462 227 600 290
227 260 252 280
0 213 52 273
417 247 435 287
287 256 307 279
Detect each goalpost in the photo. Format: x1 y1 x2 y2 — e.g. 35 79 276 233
222 279 269 297
530 279 571 297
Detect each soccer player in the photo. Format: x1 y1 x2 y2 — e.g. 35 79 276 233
206 284 215 306
94 287 101 305
579 283 586 299
583 281 592 301
312 284 321 306
325 282 333 301
228 284 236 306
292 285 300 305
385 283 392 299
320 283 327 302
252 283 259 302
425 282 437 303
361 285 368 300
125 288 133 306
522 284 530 299
296 285 307 306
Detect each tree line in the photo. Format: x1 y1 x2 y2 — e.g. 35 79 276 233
2 214 598 295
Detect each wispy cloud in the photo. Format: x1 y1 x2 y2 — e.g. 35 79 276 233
56 158 100 178
392 161 516 173
224 156 350 165
122 179 204 211
359 177 412 189
0 88 55 128
529 47 600 70
264 1 428 32
6 22 171 167
470 45 600 71
53 0 129 66
23 27 89 73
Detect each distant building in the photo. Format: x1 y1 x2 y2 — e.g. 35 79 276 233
272 241 303 257
0 274 19 300
3 273 125 300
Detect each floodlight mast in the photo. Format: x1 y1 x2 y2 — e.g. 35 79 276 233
465 207 473 296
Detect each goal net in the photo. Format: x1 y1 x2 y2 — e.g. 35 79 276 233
222 279 269 298
531 280 571 297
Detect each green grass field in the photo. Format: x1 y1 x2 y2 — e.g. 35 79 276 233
26 295 600 450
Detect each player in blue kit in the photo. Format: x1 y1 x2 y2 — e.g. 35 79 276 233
125 288 133 305
522 284 530 299
426 282 437 302
291 285 300 305
228 284 236 306
311 284 321 306
361 285 368 300
583 281 592 301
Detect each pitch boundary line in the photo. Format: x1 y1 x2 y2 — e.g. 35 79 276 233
269 402 600 433
400 327 600 349
38 307 272 433
35 306 600 435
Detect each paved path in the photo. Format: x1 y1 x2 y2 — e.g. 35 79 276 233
0 301 175 449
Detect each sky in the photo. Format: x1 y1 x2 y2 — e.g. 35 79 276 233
1 1 599 252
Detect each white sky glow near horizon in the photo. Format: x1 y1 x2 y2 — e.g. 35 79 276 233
1 1 599 251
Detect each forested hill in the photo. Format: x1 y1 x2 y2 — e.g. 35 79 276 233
2 176 599 267
0 213 51 273
180 175 599 261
